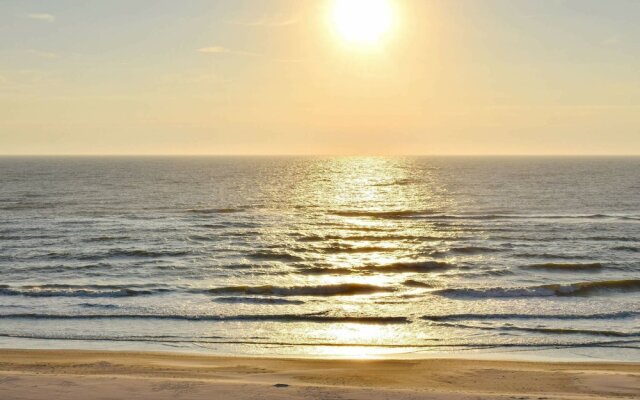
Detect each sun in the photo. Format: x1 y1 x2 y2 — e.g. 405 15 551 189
331 0 394 46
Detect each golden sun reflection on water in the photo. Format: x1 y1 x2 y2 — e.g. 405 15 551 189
280 158 453 355
310 324 408 359
330 324 391 343
243 157 468 357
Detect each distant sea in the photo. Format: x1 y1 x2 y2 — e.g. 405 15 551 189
1 156 639 360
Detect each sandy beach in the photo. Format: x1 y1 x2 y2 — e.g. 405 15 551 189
0 349 637 400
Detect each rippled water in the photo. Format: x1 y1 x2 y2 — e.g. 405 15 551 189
1 157 639 360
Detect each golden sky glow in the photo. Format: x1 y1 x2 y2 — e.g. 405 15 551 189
0 0 639 155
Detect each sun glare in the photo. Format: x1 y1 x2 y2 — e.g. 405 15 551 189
332 0 393 46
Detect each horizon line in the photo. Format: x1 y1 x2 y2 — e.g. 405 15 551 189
1 154 640 157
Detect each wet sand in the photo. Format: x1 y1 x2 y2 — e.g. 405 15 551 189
0 349 638 399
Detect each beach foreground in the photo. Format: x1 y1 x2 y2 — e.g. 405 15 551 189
0 350 638 399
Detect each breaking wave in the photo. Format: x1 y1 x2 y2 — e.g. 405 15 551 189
331 211 640 221
403 279 437 288
205 283 395 297
296 261 452 275
211 297 306 305
0 312 407 324
363 261 453 273
433 279 640 299
331 210 436 219
0 284 169 298
430 321 640 338
612 246 639 252
522 263 604 271
248 251 304 262
186 207 245 214
318 245 400 254
445 246 502 255
422 311 640 321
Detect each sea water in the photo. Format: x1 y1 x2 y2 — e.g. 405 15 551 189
1 156 638 360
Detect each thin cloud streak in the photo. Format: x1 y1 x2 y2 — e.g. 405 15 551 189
197 46 304 63
228 15 298 27
197 46 259 57
27 13 55 22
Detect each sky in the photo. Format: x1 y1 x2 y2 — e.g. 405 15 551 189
1 0 639 155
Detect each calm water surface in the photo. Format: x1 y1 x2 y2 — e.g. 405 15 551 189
1 157 639 360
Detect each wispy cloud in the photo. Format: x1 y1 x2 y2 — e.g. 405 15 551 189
27 13 55 22
197 46 259 57
228 14 298 27
197 46 229 54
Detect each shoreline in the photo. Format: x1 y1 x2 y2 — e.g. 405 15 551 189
2 337 638 363
0 349 638 399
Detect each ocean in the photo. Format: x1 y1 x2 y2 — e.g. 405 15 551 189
1 156 639 360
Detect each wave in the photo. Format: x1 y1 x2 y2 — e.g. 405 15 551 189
433 279 640 299
337 226 395 232
297 267 356 275
513 253 592 260
43 249 192 260
450 213 640 221
296 261 453 276
371 178 415 187
298 234 455 242
403 279 436 288
331 210 436 219
1 283 394 299
522 263 604 272
586 236 640 242
453 268 514 277
18 263 111 273
0 202 59 211
0 234 60 241
0 288 157 298
212 297 306 305
612 246 639 252
0 331 428 347
318 245 400 254
248 251 304 262
422 311 640 322
107 249 191 258
363 261 453 273
431 321 640 338
446 246 502 255
331 211 639 221
197 223 229 229
205 283 395 297
1 331 638 351
0 284 169 298
0 312 408 324
82 236 129 243
186 207 245 214
79 303 120 309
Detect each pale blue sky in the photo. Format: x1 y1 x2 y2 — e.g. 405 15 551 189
1 0 639 155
